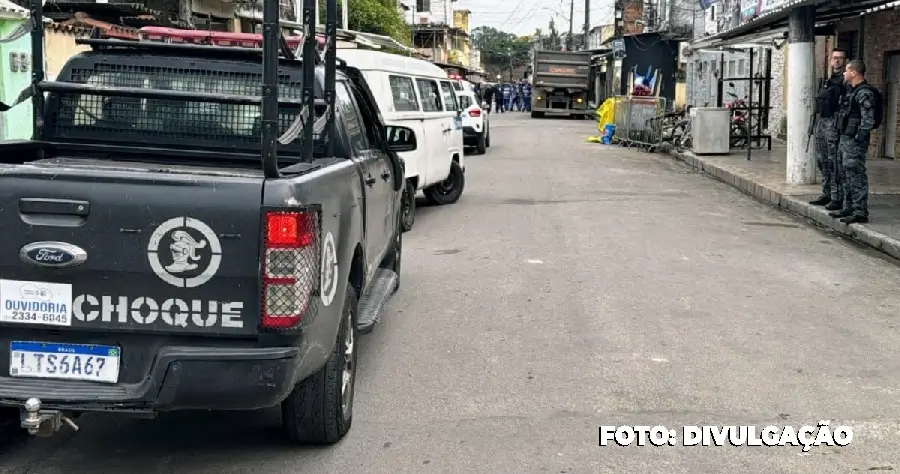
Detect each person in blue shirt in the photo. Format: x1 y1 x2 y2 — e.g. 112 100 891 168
501 83 511 113
523 81 532 112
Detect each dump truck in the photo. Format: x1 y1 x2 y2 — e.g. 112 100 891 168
530 50 592 119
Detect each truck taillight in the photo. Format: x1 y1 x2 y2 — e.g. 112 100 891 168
261 210 319 329
468 109 481 117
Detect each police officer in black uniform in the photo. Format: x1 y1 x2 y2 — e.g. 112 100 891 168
809 48 848 210
829 59 876 224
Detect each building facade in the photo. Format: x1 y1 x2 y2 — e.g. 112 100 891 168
686 0 787 136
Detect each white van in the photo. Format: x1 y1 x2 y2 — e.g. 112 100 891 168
337 49 465 232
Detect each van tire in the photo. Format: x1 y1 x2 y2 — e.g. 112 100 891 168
401 180 415 232
485 127 491 147
475 132 487 155
423 161 465 205
282 285 358 445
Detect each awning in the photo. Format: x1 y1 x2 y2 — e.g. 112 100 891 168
432 61 486 75
691 0 897 49
342 28 417 55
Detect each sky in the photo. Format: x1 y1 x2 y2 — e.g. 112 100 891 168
454 0 616 37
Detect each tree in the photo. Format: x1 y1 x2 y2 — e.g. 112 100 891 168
470 26 531 72
319 0 411 46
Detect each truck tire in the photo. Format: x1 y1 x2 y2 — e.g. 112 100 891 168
475 132 486 155
401 179 415 232
282 285 358 445
423 161 465 205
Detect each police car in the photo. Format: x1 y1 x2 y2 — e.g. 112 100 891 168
456 89 490 155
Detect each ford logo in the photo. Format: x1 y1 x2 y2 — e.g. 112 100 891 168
20 242 87 269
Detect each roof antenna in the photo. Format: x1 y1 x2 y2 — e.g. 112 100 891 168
299 0 316 163
323 0 336 157
261 0 282 177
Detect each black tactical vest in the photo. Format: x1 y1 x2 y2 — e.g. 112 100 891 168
839 81 867 135
815 71 844 119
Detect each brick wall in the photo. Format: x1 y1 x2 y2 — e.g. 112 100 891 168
860 10 900 158
623 1 644 35
824 12 900 158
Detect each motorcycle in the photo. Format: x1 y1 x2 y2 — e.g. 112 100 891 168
725 83 750 148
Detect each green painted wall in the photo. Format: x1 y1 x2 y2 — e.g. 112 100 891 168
0 18 32 140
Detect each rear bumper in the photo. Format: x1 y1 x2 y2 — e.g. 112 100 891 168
532 106 587 115
463 125 482 143
0 346 300 413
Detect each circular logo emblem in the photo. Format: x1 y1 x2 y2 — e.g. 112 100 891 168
320 232 338 306
147 217 222 288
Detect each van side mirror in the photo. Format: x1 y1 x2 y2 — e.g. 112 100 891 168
384 125 417 153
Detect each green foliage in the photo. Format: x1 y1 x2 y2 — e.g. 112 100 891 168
470 26 531 70
318 0 411 46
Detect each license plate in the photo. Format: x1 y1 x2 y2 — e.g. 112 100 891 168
10 341 120 383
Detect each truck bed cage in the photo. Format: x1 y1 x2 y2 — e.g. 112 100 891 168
28 0 339 178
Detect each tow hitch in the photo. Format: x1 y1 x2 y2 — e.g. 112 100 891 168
20 398 79 437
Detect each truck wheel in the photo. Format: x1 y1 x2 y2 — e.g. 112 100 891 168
282 285 358 445
423 161 465 205
401 180 415 232
475 132 486 155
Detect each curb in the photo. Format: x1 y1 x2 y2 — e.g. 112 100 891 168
668 150 900 261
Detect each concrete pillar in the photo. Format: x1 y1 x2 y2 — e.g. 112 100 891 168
786 6 817 184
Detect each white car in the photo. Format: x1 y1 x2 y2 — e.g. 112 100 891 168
456 90 490 155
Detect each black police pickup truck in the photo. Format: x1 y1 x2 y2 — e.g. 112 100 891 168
0 0 410 445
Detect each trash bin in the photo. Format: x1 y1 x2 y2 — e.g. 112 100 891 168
601 124 616 144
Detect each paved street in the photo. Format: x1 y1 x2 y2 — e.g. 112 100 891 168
2 113 900 473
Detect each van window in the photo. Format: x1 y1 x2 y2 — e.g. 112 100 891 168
451 81 463 91
439 81 459 111
388 75 420 112
457 95 473 109
415 78 443 112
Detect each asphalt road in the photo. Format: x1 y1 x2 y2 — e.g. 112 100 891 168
2 113 900 473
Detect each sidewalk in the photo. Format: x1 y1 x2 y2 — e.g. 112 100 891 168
666 144 900 260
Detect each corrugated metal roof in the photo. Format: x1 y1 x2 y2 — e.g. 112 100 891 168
0 0 29 19
693 0 900 49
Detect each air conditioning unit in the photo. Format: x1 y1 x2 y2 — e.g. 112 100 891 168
678 42 691 64
418 13 430 24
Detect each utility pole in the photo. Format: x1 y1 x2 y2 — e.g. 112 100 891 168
583 0 589 50
566 0 574 51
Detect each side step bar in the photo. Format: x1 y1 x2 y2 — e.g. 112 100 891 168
356 268 398 335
